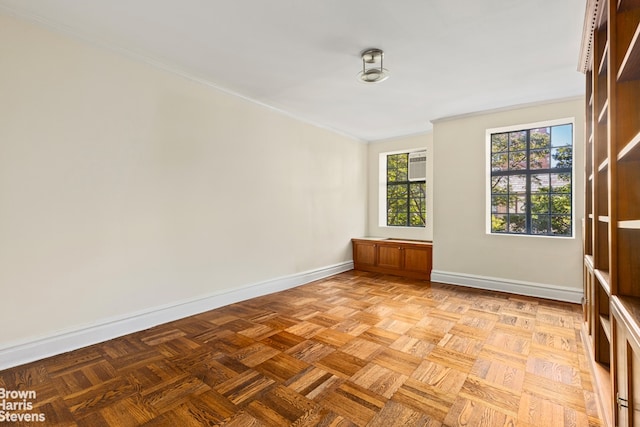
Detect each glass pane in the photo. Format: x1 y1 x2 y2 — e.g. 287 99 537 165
409 182 425 198
387 155 397 181
509 214 526 233
551 194 571 214
509 194 527 213
551 146 572 168
409 183 425 218
551 124 572 147
492 195 508 213
509 131 526 151
491 133 508 153
387 203 407 226
551 215 571 236
492 214 507 232
388 184 408 198
388 198 408 212
410 212 425 227
409 198 424 213
531 215 550 234
531 173 550 193
388 212 408 226
530 194 549 213
397 212 408 225
509 175 527 193
529 149 550 169
491 176 508 194
491 153 508 171
387 154 408 182
530 127 550 149
550 173 571 192
509 151 527 170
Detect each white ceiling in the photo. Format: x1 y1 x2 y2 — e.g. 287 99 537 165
0 0 587 141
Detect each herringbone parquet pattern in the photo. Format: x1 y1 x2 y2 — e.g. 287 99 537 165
0 271 602 426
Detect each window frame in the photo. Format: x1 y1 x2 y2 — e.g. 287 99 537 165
485 118 575 238
378 149 427 228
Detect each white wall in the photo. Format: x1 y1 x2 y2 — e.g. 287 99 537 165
0 13 367 356
431 98 585 302
367 133 434 240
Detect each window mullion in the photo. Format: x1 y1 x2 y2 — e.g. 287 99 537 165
525 130 532 234
406 182 410 226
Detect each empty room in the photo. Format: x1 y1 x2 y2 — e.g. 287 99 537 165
1 0 638 426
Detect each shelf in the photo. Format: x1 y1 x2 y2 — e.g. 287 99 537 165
585 254 595 268
613 296 640 351
598 99 608 123
598 215 610 222
618 0 640 12
618 21 640 81
600 315 612 341
599 41 609 74
596 269 611 296
598 158 609 171
619 220 640 229
589 213 595 219
618 130 640 161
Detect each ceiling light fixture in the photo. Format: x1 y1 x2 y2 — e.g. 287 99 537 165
358 48 389 83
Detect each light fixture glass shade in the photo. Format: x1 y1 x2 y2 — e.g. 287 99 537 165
358 48 389 83
358 68 390 83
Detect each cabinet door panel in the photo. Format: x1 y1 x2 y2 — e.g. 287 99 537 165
616 317 630 427
633 344 640 427
377 245 402 270
403 247 431 273
354 242 376 266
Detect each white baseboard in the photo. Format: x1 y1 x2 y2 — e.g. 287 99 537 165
0 261 353 371
430 270 583 304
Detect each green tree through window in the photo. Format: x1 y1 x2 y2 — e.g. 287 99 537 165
490 124 573 236
387 153 426 227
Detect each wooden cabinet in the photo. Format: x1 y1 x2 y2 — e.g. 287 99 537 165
351 238 432 280
579 0 640 425
612 297 640 427
376 244 403 271
403 246 432 275
352 240 377 267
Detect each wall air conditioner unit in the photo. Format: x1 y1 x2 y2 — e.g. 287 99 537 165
408 150 427 181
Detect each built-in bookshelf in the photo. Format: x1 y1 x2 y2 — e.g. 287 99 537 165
580 0 640 426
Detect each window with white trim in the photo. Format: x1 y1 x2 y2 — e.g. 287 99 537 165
381 151 426 227
488 121 573 237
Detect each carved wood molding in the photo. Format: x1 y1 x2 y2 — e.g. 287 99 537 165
578 0 602 73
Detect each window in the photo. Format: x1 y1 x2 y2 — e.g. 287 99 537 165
489 121 573 237
386 152 426 227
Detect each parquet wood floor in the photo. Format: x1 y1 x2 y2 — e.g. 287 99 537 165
0 271 602 426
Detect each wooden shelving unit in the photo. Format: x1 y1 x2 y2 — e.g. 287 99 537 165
580 0 640 425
